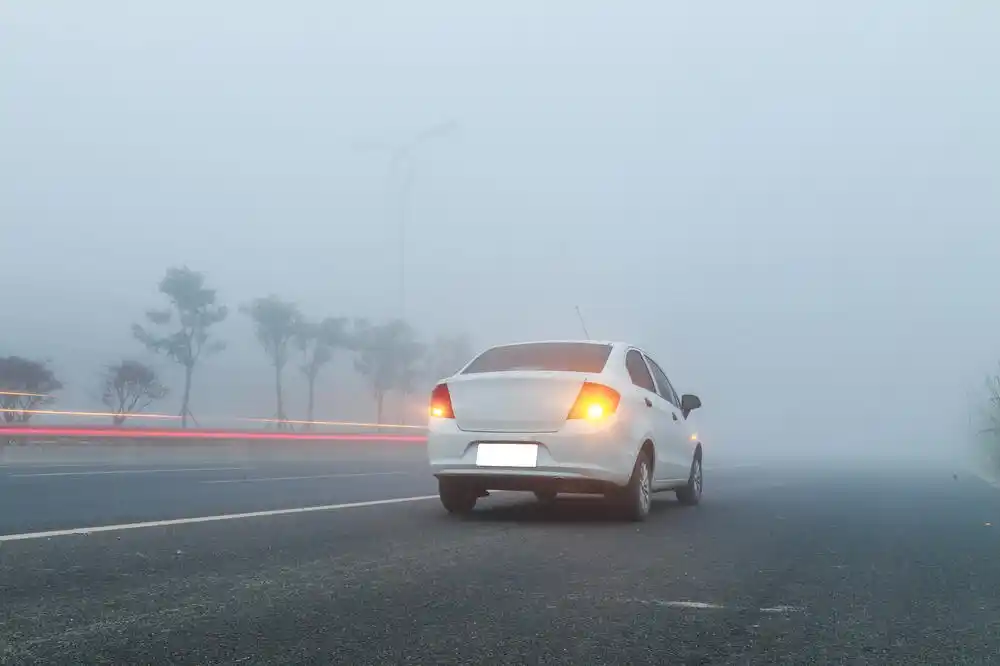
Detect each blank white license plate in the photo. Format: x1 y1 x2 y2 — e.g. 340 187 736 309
475 443 538 468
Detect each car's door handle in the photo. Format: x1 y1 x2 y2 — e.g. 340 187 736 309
644 397 653 407
672 413 679 421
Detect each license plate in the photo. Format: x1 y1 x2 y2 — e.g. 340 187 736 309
475 443 538 468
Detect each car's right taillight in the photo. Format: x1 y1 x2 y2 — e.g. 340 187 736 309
567 382 621 420
429 383 455 419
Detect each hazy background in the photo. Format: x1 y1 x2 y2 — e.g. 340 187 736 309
2 1 998 460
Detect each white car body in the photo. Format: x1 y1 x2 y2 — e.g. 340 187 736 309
426 340 703 518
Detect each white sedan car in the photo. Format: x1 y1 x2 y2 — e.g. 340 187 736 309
426 340 703 521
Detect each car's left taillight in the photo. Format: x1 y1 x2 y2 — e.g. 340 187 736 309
429 383 455 419
567 382 621 420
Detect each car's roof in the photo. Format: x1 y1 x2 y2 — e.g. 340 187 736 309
485 339 632 350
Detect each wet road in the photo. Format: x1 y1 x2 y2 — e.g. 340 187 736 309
1 442 998 664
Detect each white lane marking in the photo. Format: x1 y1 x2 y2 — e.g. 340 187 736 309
202 471 412 484
653 600 724 609
634 599 803 614
0 494 439 542
9 467 249 478
0 463 109 469
759 605 803 613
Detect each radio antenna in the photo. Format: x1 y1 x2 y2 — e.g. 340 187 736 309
574 305 592 339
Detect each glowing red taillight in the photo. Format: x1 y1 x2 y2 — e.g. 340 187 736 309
567 382 621 420
429 383 455 419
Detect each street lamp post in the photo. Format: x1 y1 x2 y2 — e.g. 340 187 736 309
355 121 458 426
359 121 458 320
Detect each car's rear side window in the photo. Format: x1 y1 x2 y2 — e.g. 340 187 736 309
461 342 613 374
625 349 657 393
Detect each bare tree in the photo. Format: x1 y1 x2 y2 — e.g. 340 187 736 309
296 316 351 430
353 319 424 425
133 267 228 428
0 356 62 423
100 360 168 425
243 295 302 429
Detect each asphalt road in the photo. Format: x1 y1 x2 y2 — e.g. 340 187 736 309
1 442 999 665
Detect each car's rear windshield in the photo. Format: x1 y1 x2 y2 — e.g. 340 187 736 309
461 342 612 374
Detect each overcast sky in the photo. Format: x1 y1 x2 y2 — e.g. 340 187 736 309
2 1 998 457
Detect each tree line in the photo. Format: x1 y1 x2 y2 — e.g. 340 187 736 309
1 266 473 428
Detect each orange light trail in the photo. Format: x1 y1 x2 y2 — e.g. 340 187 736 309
0 407 426 430
0 408 180 420
237 417 426 430
0 390 50 398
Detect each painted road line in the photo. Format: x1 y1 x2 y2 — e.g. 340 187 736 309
0 463 115 469
8 467 249 478
202 471 413 484
631 599 802 613
0 425 427 442
0 495 440 542
652 601 725 610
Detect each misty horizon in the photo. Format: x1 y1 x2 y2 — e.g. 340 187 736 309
3 1 998 460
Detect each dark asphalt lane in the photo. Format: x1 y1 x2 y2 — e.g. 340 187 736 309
1 448 998 664
0 442 432 534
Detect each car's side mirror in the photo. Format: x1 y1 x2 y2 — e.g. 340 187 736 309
680 394 702 419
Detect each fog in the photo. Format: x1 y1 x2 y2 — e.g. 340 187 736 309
2 1 998 462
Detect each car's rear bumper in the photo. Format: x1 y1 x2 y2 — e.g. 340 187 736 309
433 468 622 494
427 417 636 490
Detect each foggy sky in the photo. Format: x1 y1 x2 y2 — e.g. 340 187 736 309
2 1 998 458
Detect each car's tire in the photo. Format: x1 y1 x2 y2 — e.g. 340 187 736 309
618 450 653 522
534 490 558 504
439 479 477 515
676 455 703 506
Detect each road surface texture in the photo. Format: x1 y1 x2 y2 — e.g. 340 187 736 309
1 441 998 665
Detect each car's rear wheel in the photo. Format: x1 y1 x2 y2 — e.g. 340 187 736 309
676 456 703 506
438 479 477 514
534 490 558 504
617 450 652 521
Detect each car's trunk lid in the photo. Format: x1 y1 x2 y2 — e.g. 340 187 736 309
446 371 588 433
